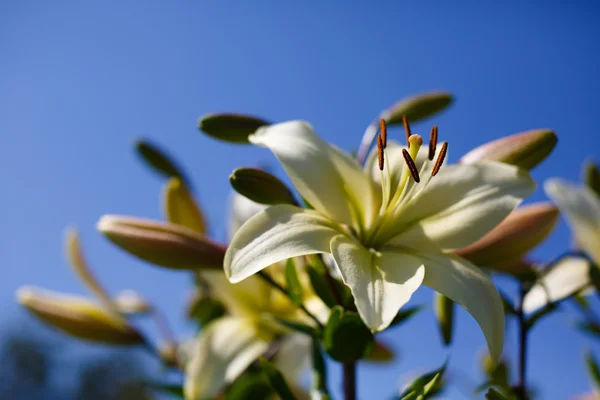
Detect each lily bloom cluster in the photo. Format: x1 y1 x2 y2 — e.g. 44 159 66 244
14 91 600 400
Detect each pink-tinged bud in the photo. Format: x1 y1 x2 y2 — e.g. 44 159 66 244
460 129 557 170
455 203 559 273
17 287 143 345
97 215 226 271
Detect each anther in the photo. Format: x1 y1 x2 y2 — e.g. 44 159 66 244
402 148 420 182
377 134 384 171
402 115 411 148
428 125 438 161
379 118 387 149
432 142 448 176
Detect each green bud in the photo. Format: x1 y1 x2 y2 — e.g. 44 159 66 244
460 129 557 170
454 203 558 273
583 160 600 198
163 177 207 234
381 91 453 125
97 215 226 270
434 293 454 346
135 139 191 186
230 168 297 205
323 306 374 363
17 287 143 345
198 113 270 144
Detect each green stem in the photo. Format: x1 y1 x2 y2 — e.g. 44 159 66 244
516 282 528 400
343 362 357 400
258 271 324 329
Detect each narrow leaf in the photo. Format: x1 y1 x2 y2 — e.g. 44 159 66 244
585 351 600 390
259 358 298 400
284 259 303 305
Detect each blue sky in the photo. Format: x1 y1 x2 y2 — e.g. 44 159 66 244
1 1 600 399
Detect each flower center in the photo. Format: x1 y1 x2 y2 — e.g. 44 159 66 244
363 117 448 248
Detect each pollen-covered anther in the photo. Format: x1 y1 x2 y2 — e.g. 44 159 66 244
401 148 420 183
402 115 412 148
377 134 385 171
379 118 387 149
432 142 448 176
428 125 438 161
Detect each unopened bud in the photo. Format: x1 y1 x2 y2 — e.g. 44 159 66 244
434 293 454 346
163 178 206 234
198 113 270 144
114 290 153 315
97 215 226 270
17 287 143 345
583 160 600 197
135 139 191 187
230 168 297 205
381 91 453 125
455 203 559 272
460 129 557 170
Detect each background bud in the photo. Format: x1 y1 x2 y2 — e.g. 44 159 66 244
381 91 454 125
230 168 297 205
135 139 191 187
460 129 557 170
97 215 226 270
163 177 207 234
198 113 270 144
583 160 600 197
17 287 143 345
454 203 559 272
114 290 153 315
434 293 454 346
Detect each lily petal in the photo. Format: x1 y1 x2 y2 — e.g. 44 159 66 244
391 162 535 251
545 179 600 263
272 333 312 383
225 205 340 283
250 121 377 227
420 253 504 361
523 256 592 314
330 235 425 331
227 191 266 242
184 316 270 400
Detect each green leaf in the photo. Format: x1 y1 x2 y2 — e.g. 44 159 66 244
274 317 318 337
585 351 600 390
135 139 191 187
577 320 600 339
323 306 374 363
382 91 454 125
226 373 273 400
434 293 454 346
199 113 270 144
389 305 425 328
306 266 338 309
583 160 600 197
485 387 510 400
259 358 298 400
147 381 184 398
187 296 227 328
311 336 330 397
399 362 447 400
284 259 304 305
230 167 297 205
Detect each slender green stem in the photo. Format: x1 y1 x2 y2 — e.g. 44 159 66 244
343 362 357 400
258 271 324 329
516 282 528 400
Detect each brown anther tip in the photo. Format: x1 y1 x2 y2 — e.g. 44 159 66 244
402 148 420 183
377 134 384 171
428 125 438 161
402 115 411 148
379 118 387 149
432 142 448 176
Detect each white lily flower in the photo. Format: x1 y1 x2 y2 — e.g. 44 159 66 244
523 179 597 313
225 120 536 360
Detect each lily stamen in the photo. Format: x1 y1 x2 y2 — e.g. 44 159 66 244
377 134 385 171
432 142 448 176
402 148 420 183
402 115 411 148
379 118 388 149
429 125 438 161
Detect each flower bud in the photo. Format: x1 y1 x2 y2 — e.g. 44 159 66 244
323 306 374 363
135 139 191 187
97 215 226 270
198 113 270 144
583 160 600 197
17 287 143 345
434 293 454 346
230 168 297 205
381 91 454 125
454 203 559 272
163 177 207 234
460 129 557 170
114 290 153 315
